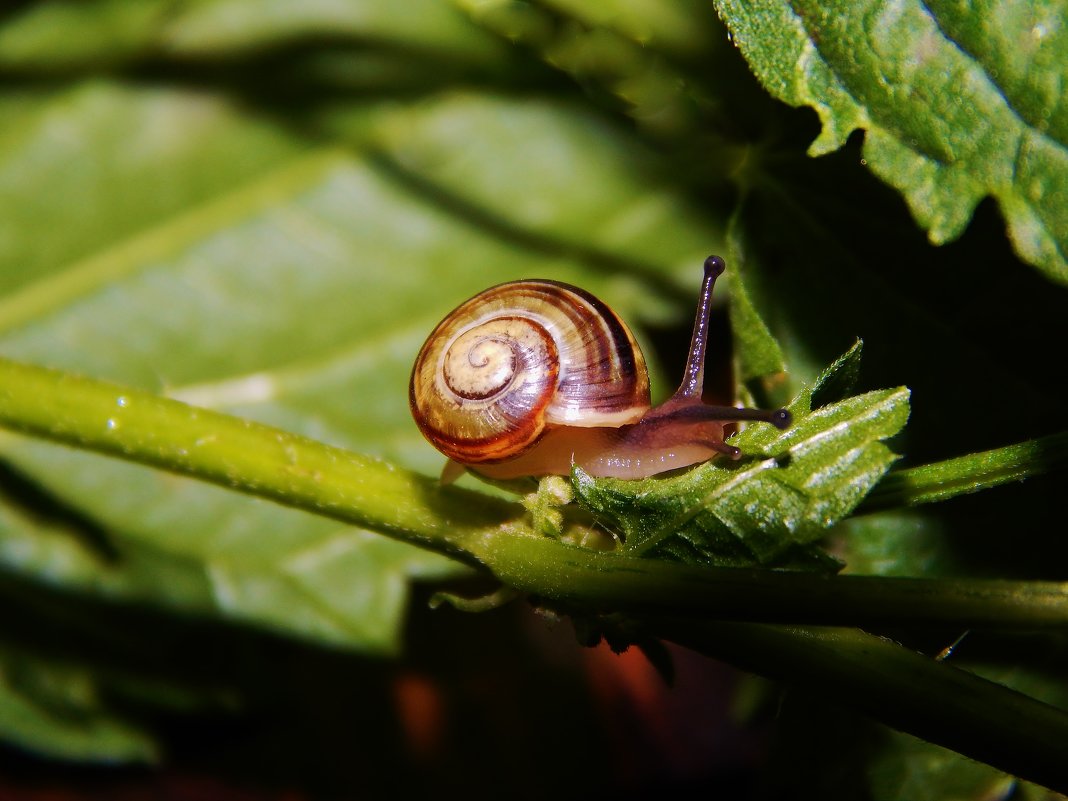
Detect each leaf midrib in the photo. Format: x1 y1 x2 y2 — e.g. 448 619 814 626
0 148 349 336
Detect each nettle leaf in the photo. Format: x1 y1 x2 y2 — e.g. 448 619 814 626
714 0 1068 283
574 350 909 568
808 338 863 410
724 265 787 385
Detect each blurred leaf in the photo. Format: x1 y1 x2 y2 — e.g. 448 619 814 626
715 0 1068 283
573 349 910 567
833 510 953 577
0 436 468 653
0 0 174 71
162 0 507 61
867 729 1016 801
764 688 1022 799
0 81 740 654
455 0 726 138
0 0 508 70
0 642 158 764
536 0 717 55
865 646 1068 799
371 92 727 293
0 84 304 310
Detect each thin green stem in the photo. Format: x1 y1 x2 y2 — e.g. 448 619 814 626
2 358 1068 630
863 431 1068 511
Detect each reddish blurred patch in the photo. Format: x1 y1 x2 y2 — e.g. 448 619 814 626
391 671 445 762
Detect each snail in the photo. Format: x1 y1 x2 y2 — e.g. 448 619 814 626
409 256 791 480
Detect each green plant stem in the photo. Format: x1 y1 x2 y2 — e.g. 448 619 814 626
659 621 1068 793
2 357 1068 630
0 358 521 562
863 431 1068 511
481 534 1068 627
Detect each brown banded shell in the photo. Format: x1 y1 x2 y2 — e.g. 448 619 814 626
409 280 651 465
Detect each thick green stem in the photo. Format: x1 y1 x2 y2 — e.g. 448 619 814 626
0 357 520 562
863 431 1068 510
2 358 1068 631
478 534 1068 628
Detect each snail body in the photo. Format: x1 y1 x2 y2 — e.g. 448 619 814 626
410 256 790 480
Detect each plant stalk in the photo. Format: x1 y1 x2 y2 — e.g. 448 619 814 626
2 358 1068 630
0 357 521 563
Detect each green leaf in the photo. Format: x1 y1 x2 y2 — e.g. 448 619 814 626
867 729 1016 801
863 649 1068 799
0 82 732 653
0 83 303 309
0 643 158 764
714 0 1068 282
454 0 724 138
864 431 1068 510
0 0 174 71
573 364 910 567
520 0 718 56
726 273 785 385
372 92 728 294
163 0 506 62
0 437 468 653
809 338 863 410
0 0 507 71
832 510 953 577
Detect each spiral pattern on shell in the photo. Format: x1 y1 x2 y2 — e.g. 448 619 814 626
410 280 651 464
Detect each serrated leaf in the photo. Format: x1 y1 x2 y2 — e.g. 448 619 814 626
725 264 787 384
715 0 1068 283
808 338 863 410
573 382 910 567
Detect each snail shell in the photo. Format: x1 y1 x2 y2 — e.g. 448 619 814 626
410 257 792 480
409 280 650 465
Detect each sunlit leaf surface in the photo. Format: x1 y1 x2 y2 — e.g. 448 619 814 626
714 0 1068 282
